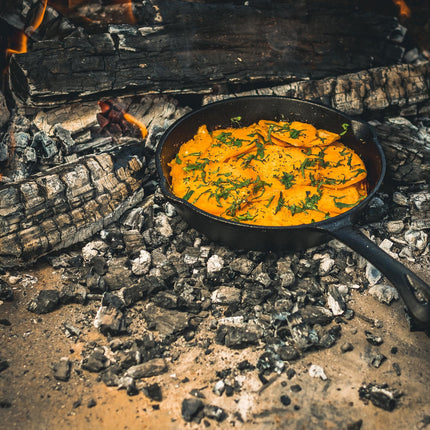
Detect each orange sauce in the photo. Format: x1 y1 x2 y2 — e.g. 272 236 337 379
169 120 367 226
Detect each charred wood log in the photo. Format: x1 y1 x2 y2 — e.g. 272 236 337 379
0 143 146 267
7 0 406 106
204 62 430 117
0 95 189 267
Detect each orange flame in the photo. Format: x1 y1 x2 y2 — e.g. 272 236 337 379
123 112 148 139
5 0 47 58
392 0 411 20
113 0 136 25
6 33 28 57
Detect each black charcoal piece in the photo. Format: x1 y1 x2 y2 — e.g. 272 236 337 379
27 290 60 314
53 357 71 381
142 383 162 402
280 395 291 406
358 383 402 411
181 398 204 422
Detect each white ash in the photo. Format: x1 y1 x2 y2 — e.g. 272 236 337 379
82 240 109 262
131 250 152 276
368 284 400 305
207 255 224 273
365 263 382 286
309 364 327 380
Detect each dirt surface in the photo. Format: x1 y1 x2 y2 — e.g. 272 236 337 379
1 260 430 430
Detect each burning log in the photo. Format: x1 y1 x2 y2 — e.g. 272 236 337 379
6 0 406 106
0 94 189 267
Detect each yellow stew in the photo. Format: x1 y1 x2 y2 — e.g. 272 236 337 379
168 120 368 226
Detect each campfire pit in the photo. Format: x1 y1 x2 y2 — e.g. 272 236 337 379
1 1 430 429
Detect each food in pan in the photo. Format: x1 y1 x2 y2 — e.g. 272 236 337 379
168 119 368 226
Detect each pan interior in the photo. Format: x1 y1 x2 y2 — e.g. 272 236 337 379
157 96 385 229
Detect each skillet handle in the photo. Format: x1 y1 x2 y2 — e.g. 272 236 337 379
329 222 430 331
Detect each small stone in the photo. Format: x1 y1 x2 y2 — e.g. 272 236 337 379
340 342 354 353
87 398 97 408
53 357 71 381
358 383 402 411
290 384 302 393
365 330 383 346
368 284 399 305
309 364 327 380
181 398 204 422
392 362 401 376
0 360 10 373
370 353 387 368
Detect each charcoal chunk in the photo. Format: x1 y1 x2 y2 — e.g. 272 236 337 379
53 357 71 381
142 383 162 401
0 279 13 301
217 324 261 349
358 383 402 411
181 398 204 422
27 290 60 314
203 404 227 422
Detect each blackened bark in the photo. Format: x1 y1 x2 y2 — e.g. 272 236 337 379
8 0 405 106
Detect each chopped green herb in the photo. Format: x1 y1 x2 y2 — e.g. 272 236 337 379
340 123 350 136
183 189 194 201
175 154 182 164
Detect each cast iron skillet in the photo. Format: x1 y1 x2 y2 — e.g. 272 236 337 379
156 96 430 330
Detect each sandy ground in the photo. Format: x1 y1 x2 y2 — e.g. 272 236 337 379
1 262 430 430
